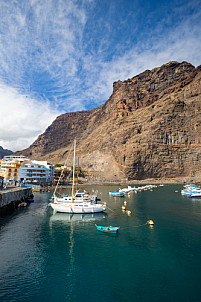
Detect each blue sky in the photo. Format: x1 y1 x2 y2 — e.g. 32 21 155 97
0 0 200 151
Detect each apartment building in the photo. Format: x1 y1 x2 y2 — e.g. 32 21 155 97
0 155 28 181
0 156 55 183
20 160 55 183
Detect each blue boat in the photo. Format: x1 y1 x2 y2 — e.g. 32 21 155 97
27 198 34 202
95 224 120 234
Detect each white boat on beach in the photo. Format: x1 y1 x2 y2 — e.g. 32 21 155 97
49 139 107 214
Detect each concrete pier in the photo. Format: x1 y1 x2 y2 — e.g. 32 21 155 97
0 187 33 216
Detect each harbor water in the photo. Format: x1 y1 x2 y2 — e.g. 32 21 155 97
0 185 201 302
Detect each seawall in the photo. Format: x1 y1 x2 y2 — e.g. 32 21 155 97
0 187 33 216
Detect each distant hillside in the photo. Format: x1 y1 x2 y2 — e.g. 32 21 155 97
0 146 13 159
16 61 201 181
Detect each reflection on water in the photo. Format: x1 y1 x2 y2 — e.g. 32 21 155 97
66 221 75 300
49 212 107 224
1 186 201 302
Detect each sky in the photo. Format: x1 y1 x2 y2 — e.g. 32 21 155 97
0 0 200 151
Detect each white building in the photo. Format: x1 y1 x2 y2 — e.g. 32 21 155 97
0 155 29 181
20 160 55 183
1 155 28 168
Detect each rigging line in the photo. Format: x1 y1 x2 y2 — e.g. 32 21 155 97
120 222 148 230
53 141 74 196
63 158 78 195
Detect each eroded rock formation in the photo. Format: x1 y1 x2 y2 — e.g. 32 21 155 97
17 61 201 180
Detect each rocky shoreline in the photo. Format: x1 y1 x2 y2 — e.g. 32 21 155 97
55 177 201 187
37 177 201 193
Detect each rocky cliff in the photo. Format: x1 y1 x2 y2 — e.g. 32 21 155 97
17 61 201 181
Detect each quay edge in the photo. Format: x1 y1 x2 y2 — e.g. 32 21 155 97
0 187 33 216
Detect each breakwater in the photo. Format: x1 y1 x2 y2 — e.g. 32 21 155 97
0 187 33 216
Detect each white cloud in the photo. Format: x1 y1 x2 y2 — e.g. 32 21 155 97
80 7 201 107
0 83 61 151
1 0 200 113
0 0 200 152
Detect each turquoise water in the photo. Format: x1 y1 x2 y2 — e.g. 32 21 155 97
0 185 201 302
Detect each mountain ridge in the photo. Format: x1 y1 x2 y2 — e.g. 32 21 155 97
16 61 201 181
0 146 13 159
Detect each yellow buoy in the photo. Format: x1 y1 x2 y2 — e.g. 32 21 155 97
147 220 154 225
127 210 131 216
124 201 127 205
122 205 126 211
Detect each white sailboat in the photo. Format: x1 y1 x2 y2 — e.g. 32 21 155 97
49 139 107 214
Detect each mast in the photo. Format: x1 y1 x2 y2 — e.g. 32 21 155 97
53 140 74 198
71 138 76 202
76 156 79 191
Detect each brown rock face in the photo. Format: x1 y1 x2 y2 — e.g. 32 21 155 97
17 61 201 180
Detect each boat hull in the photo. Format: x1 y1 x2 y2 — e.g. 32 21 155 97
49 202 107 214
191 194 201 198
95 224 119 234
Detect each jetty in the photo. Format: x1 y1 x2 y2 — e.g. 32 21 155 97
0 187 33 216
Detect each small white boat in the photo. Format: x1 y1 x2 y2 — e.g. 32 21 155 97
181 184 201 197
109 191 125 197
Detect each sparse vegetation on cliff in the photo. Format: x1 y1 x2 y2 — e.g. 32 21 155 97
16 61 201 181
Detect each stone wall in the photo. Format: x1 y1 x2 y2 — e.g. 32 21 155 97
0 187 33 215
